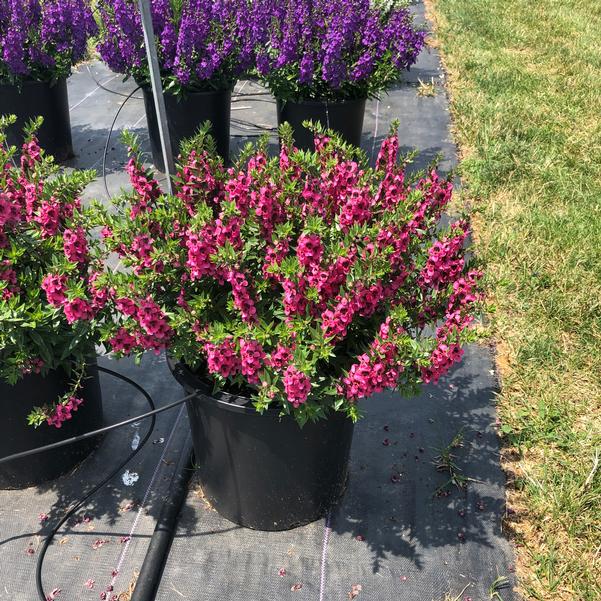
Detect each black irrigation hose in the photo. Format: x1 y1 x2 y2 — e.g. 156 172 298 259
130 439 195 601
25 367 196 601
102 85 142 200
86 65 144 100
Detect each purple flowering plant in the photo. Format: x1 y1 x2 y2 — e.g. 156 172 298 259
0 116 105 428
87 122 483 425
96 0 257 94
0 0 96 84
255 0 426 101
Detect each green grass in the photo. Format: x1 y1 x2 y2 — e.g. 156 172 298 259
426 0 601 599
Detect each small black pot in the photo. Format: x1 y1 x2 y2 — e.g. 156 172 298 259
143 87 232 171
0 361 103 489
276 97 367 151
169 359 354 531
0 78 73 162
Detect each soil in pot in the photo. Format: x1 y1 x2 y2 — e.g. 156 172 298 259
143 87 232 171
169 359 354 531
0 78 73 162
0 361 104 489
276 97 366 151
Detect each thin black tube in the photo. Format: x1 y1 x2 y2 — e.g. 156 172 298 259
35 366 158 601
0 387 197 466
102 86 142 200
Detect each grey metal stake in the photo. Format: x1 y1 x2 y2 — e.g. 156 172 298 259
138 0 175 194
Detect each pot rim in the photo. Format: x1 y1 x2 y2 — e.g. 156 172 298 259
276 96 367 108
0 77 67 88
167 356 282 416
141 84 234 98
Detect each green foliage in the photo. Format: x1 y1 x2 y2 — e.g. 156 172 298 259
0 118 100 425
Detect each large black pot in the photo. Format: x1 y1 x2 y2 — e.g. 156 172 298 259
0 362 103 489
169 359 354 531
143 87 232 171
0 78 73 162
276 97 367 151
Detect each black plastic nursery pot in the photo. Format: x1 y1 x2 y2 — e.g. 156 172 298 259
276 97 367 151
143 86 232 171
0 361 103 489
169 359 355 531
0 78 73 162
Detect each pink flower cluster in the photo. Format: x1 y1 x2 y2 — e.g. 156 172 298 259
421 342 464 384
420 224 468 290
108 327 138 354
239 339 265 384
177 150 221 213
267 344 294 370
0 192 22 227
282 277 307 317
126 156 162 218
42 274 68 306
297 233 323 270
47 396 83 428
63 227 88 264
339 187 373 231
342 320 404 401
20 140 42 171
63 298 95 324
34 198 61 237
0 261 18 299
227 269 258 323
136 297 173 350
205 338 241 378
322 294 357 340
283 365 311 408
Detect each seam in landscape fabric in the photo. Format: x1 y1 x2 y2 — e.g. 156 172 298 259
318 510 333 601
107 404 185 593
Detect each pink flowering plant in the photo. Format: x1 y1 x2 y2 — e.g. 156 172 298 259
0 116 102 427
93 122 482 424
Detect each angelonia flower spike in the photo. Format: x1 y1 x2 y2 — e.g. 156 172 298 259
254 0 426 101
0 0 97 83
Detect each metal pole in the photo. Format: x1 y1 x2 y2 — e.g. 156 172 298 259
138 0 175 194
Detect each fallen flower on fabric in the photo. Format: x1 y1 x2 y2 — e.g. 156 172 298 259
291 583 303 592
84 579 95 590
46 588 61 601
348 584 362 599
